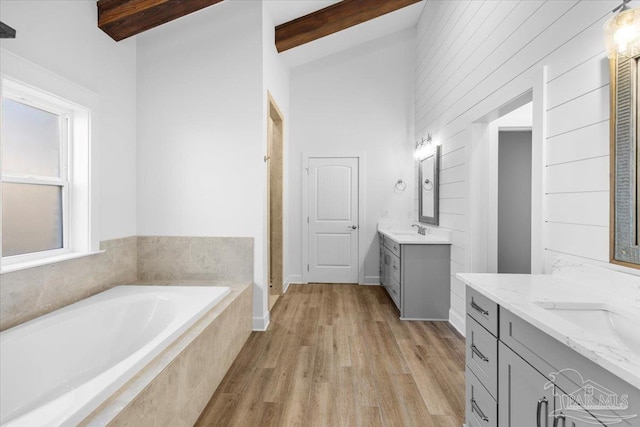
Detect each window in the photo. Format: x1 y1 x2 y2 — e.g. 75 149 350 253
1 76 96 271
2 94 70 258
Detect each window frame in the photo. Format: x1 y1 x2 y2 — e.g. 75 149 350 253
1 90 73 263
0 62 102 274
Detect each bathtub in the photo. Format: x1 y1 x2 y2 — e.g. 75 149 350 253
0 285 230 427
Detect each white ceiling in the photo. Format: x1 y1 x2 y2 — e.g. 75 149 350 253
264 0 425 68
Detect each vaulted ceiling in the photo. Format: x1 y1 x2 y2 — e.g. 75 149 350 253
98 0 424 61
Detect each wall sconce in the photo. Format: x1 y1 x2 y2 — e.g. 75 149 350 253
415 133 433 160
604 0 640 58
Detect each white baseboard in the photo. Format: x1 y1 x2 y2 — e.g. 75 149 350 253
283 275 302 293
363 275 381 285
449 308 465 337
252 312 270 331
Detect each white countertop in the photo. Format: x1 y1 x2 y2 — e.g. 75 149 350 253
457 273 640 390
378 226 451 245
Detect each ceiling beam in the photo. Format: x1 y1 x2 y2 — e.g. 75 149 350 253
275 0 422 53
98 0 225 41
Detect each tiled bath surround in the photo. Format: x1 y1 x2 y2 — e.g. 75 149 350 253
137 236 253 282
0 237 137 331
0 236 254 331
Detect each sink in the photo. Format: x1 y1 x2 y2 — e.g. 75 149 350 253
535 302 640 356
388 230 418 236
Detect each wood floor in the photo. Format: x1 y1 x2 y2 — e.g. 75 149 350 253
195 284 466 427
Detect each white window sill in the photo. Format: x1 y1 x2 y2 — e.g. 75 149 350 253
0 251 105 274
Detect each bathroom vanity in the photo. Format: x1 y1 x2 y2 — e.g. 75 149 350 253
378 227 451 320
459 273 640 427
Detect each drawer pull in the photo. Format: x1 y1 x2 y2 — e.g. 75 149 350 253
471 398 489 422
553 414 566 427
536 397 548 427
471 344 489 362
471 299 489 316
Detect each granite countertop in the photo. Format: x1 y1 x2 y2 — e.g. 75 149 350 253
457 273 640 390
378 227 451 245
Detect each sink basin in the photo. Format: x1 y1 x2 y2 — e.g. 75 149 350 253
535 302 640 356
388 230 418 236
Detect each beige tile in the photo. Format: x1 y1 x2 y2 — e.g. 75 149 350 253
0 237 137 331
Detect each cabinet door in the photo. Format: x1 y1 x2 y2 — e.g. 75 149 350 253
550 409 605 427
499 342 555 427
379 245 385 286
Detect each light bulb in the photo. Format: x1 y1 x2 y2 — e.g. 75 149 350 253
605 7 640 58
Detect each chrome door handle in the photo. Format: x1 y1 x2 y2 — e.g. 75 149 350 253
348 225 357 229
471 344 489 362
553 414 566 427
471 398 489 422
471 299 489 316
537 397 548 427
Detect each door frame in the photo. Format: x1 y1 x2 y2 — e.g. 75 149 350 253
467 66 547 275
302 152 366 284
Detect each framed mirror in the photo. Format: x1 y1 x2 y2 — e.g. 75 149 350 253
611 47 640 267
419 145 440 225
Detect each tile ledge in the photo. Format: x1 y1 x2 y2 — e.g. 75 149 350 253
0 251 105 275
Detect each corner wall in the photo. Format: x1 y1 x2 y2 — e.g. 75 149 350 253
136 0 288 329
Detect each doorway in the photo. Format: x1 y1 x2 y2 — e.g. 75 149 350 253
267 93 283 310
498 129 532 273
469 90 542 274
306 157 360 284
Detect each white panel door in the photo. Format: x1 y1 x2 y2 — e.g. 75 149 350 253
308 157 359 283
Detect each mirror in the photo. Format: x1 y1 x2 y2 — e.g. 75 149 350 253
419 145 440 225
611 48 640 267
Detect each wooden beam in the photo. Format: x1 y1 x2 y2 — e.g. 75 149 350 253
275 0 422 53
97 0 224 41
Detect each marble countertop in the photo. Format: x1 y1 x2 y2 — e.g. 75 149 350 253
378 226 451 245
457 273 640 390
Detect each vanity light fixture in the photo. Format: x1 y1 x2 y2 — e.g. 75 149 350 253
415 133 433 160
604 0 640 58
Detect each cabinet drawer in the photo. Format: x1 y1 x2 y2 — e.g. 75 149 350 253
384 236 401 258
390 253 401 283
466 315 498 400
466 286 498 337
388 278 400 309
466 368 497 427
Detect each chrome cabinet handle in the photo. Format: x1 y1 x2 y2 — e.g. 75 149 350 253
537 397 548 427
471 344 489 362
471 398 489 422
471 299 489 316
553 414 566 427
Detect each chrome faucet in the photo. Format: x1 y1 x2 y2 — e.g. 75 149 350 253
412 224 427 235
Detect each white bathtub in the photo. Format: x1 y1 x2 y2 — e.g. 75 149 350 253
0 285 230 427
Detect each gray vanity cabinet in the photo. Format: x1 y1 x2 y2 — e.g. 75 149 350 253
378 232 450 320
466 285 639 427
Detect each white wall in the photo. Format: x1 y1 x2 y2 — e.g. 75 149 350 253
0 0 137 241
288 28 416 284
415 0 632 334
137 0 288 329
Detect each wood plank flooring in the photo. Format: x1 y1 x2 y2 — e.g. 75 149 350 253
195 284 465 427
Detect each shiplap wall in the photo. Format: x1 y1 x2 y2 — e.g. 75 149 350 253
415 0 628 333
